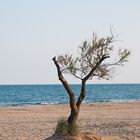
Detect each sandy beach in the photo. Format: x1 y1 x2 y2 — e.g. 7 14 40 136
0 102 140 140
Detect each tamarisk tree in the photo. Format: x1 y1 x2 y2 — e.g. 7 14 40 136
52 33 130 134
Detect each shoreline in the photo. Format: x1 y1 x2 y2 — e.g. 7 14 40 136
0 101 140 140
1 100 140 108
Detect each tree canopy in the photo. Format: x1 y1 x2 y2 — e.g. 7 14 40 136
56 33 130 81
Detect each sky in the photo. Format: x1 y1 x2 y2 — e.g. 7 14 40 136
0 0 140 84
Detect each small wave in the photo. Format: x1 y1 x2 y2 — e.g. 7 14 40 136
83 99 140 104
5 101 67 107
106 99 140 103
1 99 140 107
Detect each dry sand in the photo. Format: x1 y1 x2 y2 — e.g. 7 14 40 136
0 102 140 140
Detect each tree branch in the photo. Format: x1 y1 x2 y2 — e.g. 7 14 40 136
83 55 110 81
52 57 77 111
71 73 82 80
76 80 86 110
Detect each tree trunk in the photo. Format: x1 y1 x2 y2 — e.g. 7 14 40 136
67 104 79 134
67 80 86 134
52 57 79 134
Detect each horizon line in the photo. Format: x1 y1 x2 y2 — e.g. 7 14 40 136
0 83 140 86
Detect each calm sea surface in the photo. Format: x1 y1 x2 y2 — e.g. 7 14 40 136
0 84 140 107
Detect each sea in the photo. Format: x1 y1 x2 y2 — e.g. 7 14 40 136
0 84 140 107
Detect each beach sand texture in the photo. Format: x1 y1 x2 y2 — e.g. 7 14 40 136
0 102 140 140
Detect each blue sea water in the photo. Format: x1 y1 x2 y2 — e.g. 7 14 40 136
0 84 140 107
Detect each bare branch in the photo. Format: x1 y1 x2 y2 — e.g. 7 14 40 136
76 80 86 109
83 55 110 81
52 57 77 111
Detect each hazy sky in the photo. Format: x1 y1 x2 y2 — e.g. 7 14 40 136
0 0 140 84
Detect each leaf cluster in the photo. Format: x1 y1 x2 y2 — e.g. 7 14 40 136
55 117 79 135
57 33 130 80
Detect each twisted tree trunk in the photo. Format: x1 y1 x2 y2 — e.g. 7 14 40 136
52 57 80 134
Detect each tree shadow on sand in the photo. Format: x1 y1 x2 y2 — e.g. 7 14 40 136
45 133 125 140
45 133 102 140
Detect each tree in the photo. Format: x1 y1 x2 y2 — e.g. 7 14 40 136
52 32 130 134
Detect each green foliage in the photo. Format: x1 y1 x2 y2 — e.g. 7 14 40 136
68 123 79 135
55 117 68 135
56 32 131 81
118 48 131 65
55 117 79 135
